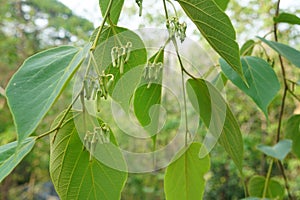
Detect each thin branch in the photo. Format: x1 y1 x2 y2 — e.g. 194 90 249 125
0 86 5 97
162 0 169 20
287 88 300 102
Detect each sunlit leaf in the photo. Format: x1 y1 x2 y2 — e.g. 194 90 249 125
248 176 284 199
220 56 280 118
99 0 124 25
50 112 127 200
274 12 300 25
164 143 210 200
186 79 243 172
257 139 292 161
177 0 245 81
6 43 91 142
213 0 230 10
258 37 300 68
0 137 35 182
285 115 300 158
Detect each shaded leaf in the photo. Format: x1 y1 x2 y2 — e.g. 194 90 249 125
99 0 124 25
133 49 164 134
248 176 284 200
220 56 280 118
177 0 244 81
50 112 127 200
240 39 255 56
257 139 292 161
258 37 300 68
6 43 91 142
186 79 243 172
274 12 300 25
0 137 36 182
164 143 210 200
285 115 300 158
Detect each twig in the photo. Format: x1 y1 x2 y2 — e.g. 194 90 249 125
273 0 293 199
0 86 5 97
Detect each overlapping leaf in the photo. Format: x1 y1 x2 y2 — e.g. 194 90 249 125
240 39 255 56
285 115 300 158
220 56 280 118
177 0 244 81
186 79 243 172
164 143 210 200
257 139 292 161
0 137 36 182
6 44 91 142
258 37 300 68
99 0 124 25
50 112 127 200
248 176 284 199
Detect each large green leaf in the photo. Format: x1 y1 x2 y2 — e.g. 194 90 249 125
248 176 284 199
6 44 91 142
258 37 300 68
177 0 244 81
220 56 280 118
0 137 36 182
186 79 243 172
257 139 292 161
94 26 147 110
285 115 300 158
274 12 300 25
99 0 124 25
213 0 230 10
164 143 210 200
133 49 164 134
50 112 127 200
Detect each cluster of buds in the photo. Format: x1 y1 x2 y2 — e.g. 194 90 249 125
84 123 111 161
83 71 114 112
143 62 163 88
111 42 132 75
166 17 187 42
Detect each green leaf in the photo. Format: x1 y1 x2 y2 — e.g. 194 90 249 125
94 26 147 109
258 37 300 68
248 176 284 199
186 79 243 172
177 0 245 81
220 56 280 118
164 143 210 200
6 43 91 142
257 139 292 161
240 39 255 56
133 49 164 134
213 0 230 11
50 112 127 200
274 12 300 25
0 137 36 182
99 0 124 25
285 115 300 158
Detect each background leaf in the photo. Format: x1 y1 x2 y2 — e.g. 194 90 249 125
50 112 127 200
164 143 210 200
0 137 35 182
186 79 243 172
99 0 124 25
257 139 292 161
220 56 280 118
240 39 255 56
285 115 300 158
6 44 91 142
274 13 300 25
177 0 244 80
258 37 300 68
248 176 284 199
94 26 147 110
